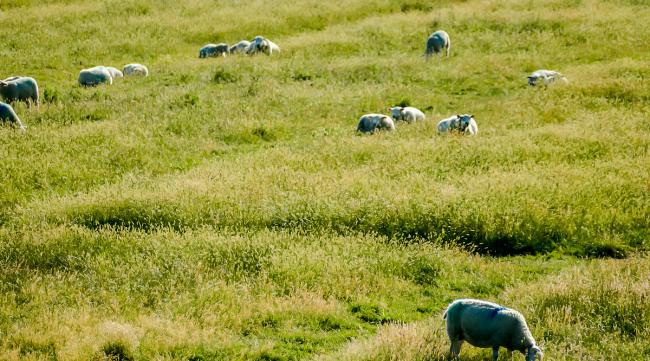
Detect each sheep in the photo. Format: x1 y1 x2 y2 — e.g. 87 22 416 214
527 70 568 87
123 63 149 76
444 299 543 361
103 66 123 79
199 43 229 58
0 76 39 106
260 38 281 55
437 114 478 135
356 113 395 133
78 66 113 86
388 106 425 123
425 30 451 59
246 36 280 55
0 102 26 131
229 40 251 54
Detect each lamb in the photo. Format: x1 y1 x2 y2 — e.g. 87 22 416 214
229 40 251 54
102 66 123 79
260 38 281 55
527 70 568 87
425 30 451 58
0 76 39 105
78 66 113 86
123 63 149 76
356 114 396 133
246 36 266 55
199 43 229 58
246 36 280 55
444 299 543 361
388 106 425 123
437 114 478 135
0 102 27 131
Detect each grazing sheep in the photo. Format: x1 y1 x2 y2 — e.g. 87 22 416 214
0 102 26 131
356 113 395 133
123 63 149 76
437 114 478 135
389 106 425 123
444 299 543 361
0 76 39 105
425 30 451 58
229 40 251 54
528 70 568 87
246 36 280 55
102 66 123 79
260 38 281 55
78 66 113 87
199 43 229 58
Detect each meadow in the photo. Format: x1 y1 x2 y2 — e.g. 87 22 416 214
0 0 649 360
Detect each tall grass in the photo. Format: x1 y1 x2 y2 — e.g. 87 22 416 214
0 0 648 359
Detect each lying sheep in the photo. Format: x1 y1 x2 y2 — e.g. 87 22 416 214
78 66 113 86
229 40 251 54
123 63 149 76
357 114 395 133
103 66 123 79
199 43 229 58
437 114 478 135
528 70 568 87
425 30 451 58
0 76 39 105
444 299 543 361
389 106 425 123
0 102 26 131
246 36 280 55
260 38 281 55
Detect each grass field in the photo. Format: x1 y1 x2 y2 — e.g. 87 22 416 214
0 0 649 360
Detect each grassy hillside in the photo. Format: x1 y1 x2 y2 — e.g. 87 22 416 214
0 0 648 360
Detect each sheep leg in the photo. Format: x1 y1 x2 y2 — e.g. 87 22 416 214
507 350 513 360
492 346 500 361
449 340 463 360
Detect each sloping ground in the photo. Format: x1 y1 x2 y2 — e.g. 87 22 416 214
0 0 649 359
313 256 650 361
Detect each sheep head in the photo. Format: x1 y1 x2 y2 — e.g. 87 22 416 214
388 106 404 120
526 345 543 361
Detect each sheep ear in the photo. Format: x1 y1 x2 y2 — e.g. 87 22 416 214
456 114 461 118
470 114 474 118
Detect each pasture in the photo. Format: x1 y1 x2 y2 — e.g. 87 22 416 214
0 0 648 360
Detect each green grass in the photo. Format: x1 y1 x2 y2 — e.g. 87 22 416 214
0 0 649 359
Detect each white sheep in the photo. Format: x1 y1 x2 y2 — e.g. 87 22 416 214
356 113 395 133
444 299 543 361
425 30 451 59
199 43 229 58
78 66 113 86
103 66 123 79
246 36 280 55
0 76 39 106
389 106 425 123
437 114 478 135
527 70 568 87
0 101 26 131
123 63 149 76
229 40 251 54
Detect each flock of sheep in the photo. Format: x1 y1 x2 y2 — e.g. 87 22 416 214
199 35 281 57
0 63 149 131
0 30 566 137
1 28 555 360
355 30 567 136
78 63 149 86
